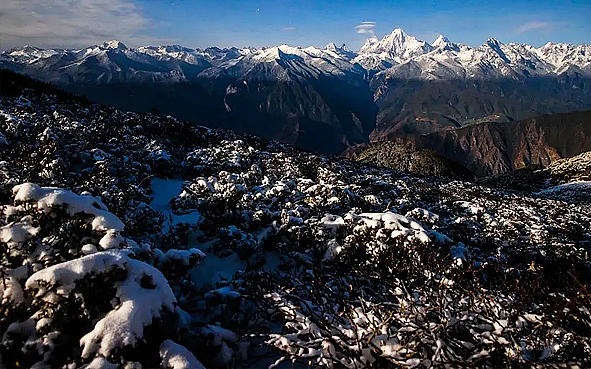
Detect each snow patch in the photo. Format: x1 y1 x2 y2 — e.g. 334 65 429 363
160 339 205 369
150 178 202 230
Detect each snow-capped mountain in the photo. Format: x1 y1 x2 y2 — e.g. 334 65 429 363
2 30 591 156
136 44 212 68
1 40 364 84
375 37 564 80
353 31 590 80
2 30 591 84
198 44 365 82
324 42 357 60
537 42 591 75
0 40 215 84
349 30 591 80
352 28 434 71
431 34 459 51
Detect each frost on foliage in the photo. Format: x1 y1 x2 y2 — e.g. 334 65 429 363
83 356 119 369
0 182 204 368
2 86 591 368
0 268 25 304
350 211 432 243
200 325 239 365
157 248 206 267
12 183 126 251
26 250 176 358
265 292 373 369
0 215 39 248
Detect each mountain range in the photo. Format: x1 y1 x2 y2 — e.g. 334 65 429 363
3 29 591 82
2 29 591 165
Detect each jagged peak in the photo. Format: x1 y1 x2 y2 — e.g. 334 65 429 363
360 36 379 50
6 45 43 53
325 42 353 54
100 40 128 50
486 38 503 48
359 28 432 58
380 28 410 44
325 42 338 51
388 28 407 37
253 44 305 62
432 34 451 48
540 41 575 50
162 45 195 53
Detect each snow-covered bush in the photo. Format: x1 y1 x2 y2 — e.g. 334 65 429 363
0 184 205 368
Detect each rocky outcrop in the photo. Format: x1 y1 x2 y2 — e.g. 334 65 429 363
353 141 474 180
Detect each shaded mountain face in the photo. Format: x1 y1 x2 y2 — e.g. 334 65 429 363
2 31 591 155
370 75 591 140
62 76 377 154
348 110 591 177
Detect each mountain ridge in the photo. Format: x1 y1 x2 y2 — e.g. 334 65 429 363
3 28 591 83
2 29 591 160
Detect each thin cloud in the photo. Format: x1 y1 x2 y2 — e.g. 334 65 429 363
0 0 174 49
355 21 377 38
516 21 550 34
282 27 297 32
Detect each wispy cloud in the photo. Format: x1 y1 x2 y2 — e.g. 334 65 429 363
355 21 377 38
0 0 173 49
281 27 297 32
516 21 550 34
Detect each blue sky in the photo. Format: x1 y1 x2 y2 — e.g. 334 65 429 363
1 0 590 50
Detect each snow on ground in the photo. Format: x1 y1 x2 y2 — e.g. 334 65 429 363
190 250 246 290
536 181 591 202
150 178 202 230
27 250 176 358
13 183 124 232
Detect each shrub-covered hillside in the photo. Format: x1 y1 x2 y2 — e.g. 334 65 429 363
1 71 590 368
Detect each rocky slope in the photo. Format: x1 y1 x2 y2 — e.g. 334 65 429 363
1 68 590 369
479 151 591 197
349 109 591 177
